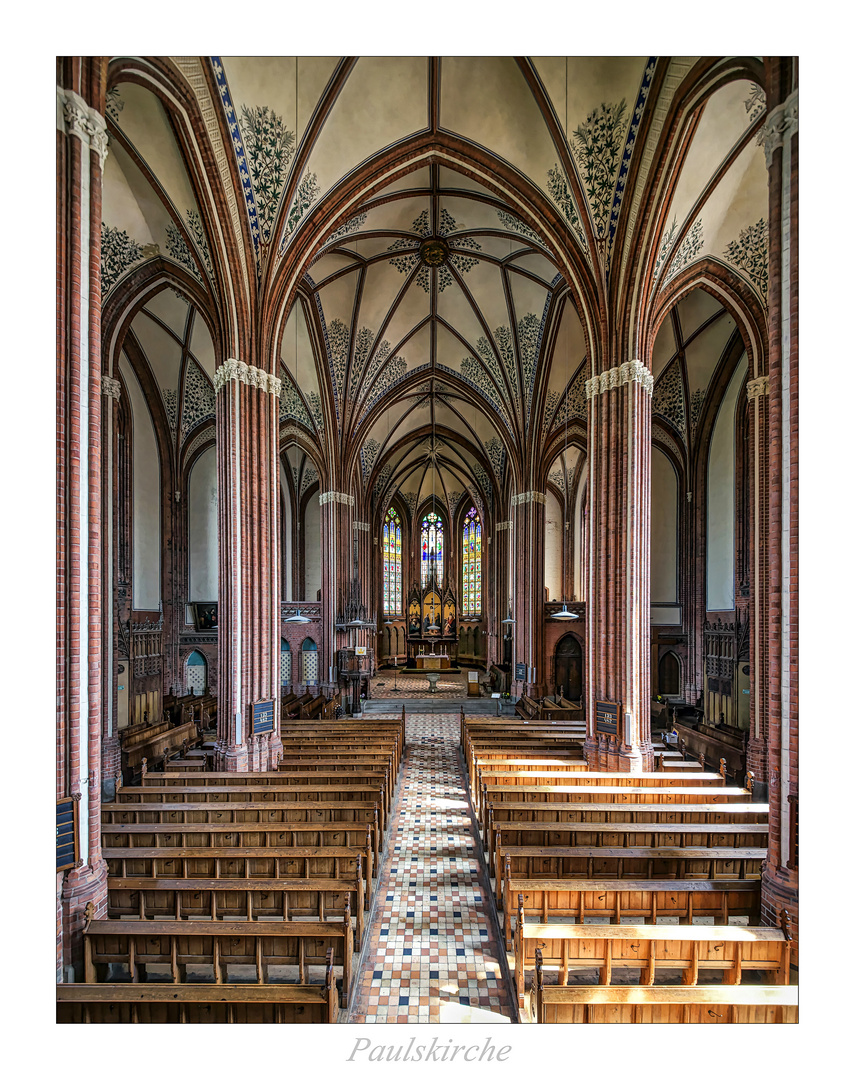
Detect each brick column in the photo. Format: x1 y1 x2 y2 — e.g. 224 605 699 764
747 375 770 790
101 375 122 799
760 85 799 960
214 360 282 771
320 491 355 690
583 361 654 772
511 493 546 697
57 75 110 978
493 519 513 670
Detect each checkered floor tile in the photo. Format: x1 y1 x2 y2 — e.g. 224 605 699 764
347 712 513 1023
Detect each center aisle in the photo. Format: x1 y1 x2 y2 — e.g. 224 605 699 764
347 711 514 1023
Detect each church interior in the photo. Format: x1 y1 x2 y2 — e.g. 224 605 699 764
55 53 799 1028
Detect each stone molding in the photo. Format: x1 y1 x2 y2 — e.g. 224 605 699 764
511 491 546 507
585 360 654 399
353 521 370 532
495 520 513 532
57 86 109 169
101 376 121 401
213 358 282 398
319 491 355 508
761 90 798 169
747 376 770 400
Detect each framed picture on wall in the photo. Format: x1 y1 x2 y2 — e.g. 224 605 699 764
192 602 218 631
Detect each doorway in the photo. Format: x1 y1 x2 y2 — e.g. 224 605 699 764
555 634 583 701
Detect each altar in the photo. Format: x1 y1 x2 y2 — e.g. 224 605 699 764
415 654 451 671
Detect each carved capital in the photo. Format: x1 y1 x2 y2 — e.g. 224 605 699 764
353 521 370 532
495 520 513 532
510 491 546 507
319 491 355 508
101 375 121 401
57 86 109 168
586 360 654 399
761 90 798 169
747 376 770 400
214 358 281 397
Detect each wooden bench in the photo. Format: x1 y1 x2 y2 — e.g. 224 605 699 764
123 722 199 776
142 770 394 816
513 905 792 1007
529 959 798 1024
498 846 765 895
502 878 761 946
491 820 768 884
113 784 387 834
104 845 371 906
278 736 404 774
101 802 383 860
515 695 540 721
83 912 355 1005
106 875 365 945
57 966 339 1023
475 769 727 820
102 821 375 876
484 801 769 865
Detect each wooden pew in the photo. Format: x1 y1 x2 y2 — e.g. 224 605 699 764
106 874 365 946
83 911 356 1005
104 845 371 907
529 955 798 1024
283 693 313 718
491 820 768 885
514 696 540 721
123 721 199 774
101 802 383 861
57 963 339 1023
299 694 327 720
102 822 375 882
513 903 791 1008
484 801 769 866
112 783 388 834
142 769 393 816
502 878 761 946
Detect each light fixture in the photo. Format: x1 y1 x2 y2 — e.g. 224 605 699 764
552 300 577 623
551 602 579 620
501 601 515 625
285 608 311 624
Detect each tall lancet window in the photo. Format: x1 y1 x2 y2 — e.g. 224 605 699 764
383 508 402 614
421 512 444 588
462 507 482 616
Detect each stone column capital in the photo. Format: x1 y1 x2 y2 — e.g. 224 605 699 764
101 376 121 401
510 491 546 507
761 89 798 169
319 491 355 508
586 360 654 399
747 375 770 400
57 86 109 169
214 358 282 397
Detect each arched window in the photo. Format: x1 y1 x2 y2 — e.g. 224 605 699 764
280 639 292 687
383 508 402 614
462 507 482 616
301 638 319 686
185 650 207 695
421 511 444 588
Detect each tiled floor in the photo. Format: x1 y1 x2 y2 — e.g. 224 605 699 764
369 673 471 700
348 711 514 1023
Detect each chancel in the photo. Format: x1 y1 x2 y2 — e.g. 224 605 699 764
56 54 798 1025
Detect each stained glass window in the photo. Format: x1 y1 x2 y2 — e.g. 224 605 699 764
421 512 444 588
383 508 403 614
462 507 482 616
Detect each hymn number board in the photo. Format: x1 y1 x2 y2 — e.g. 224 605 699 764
595 700 620 737
251 700 275 735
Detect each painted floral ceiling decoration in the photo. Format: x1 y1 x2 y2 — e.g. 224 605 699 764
101 55 773 517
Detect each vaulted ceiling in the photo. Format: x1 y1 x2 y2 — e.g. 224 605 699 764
101 56 770 527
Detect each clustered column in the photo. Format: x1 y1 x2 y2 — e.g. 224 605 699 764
511 493 546 696
57 71 110 977
584 360 655 772
760 84 799 958
747 374 770 790
319 490 355 690
214 360 282 772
